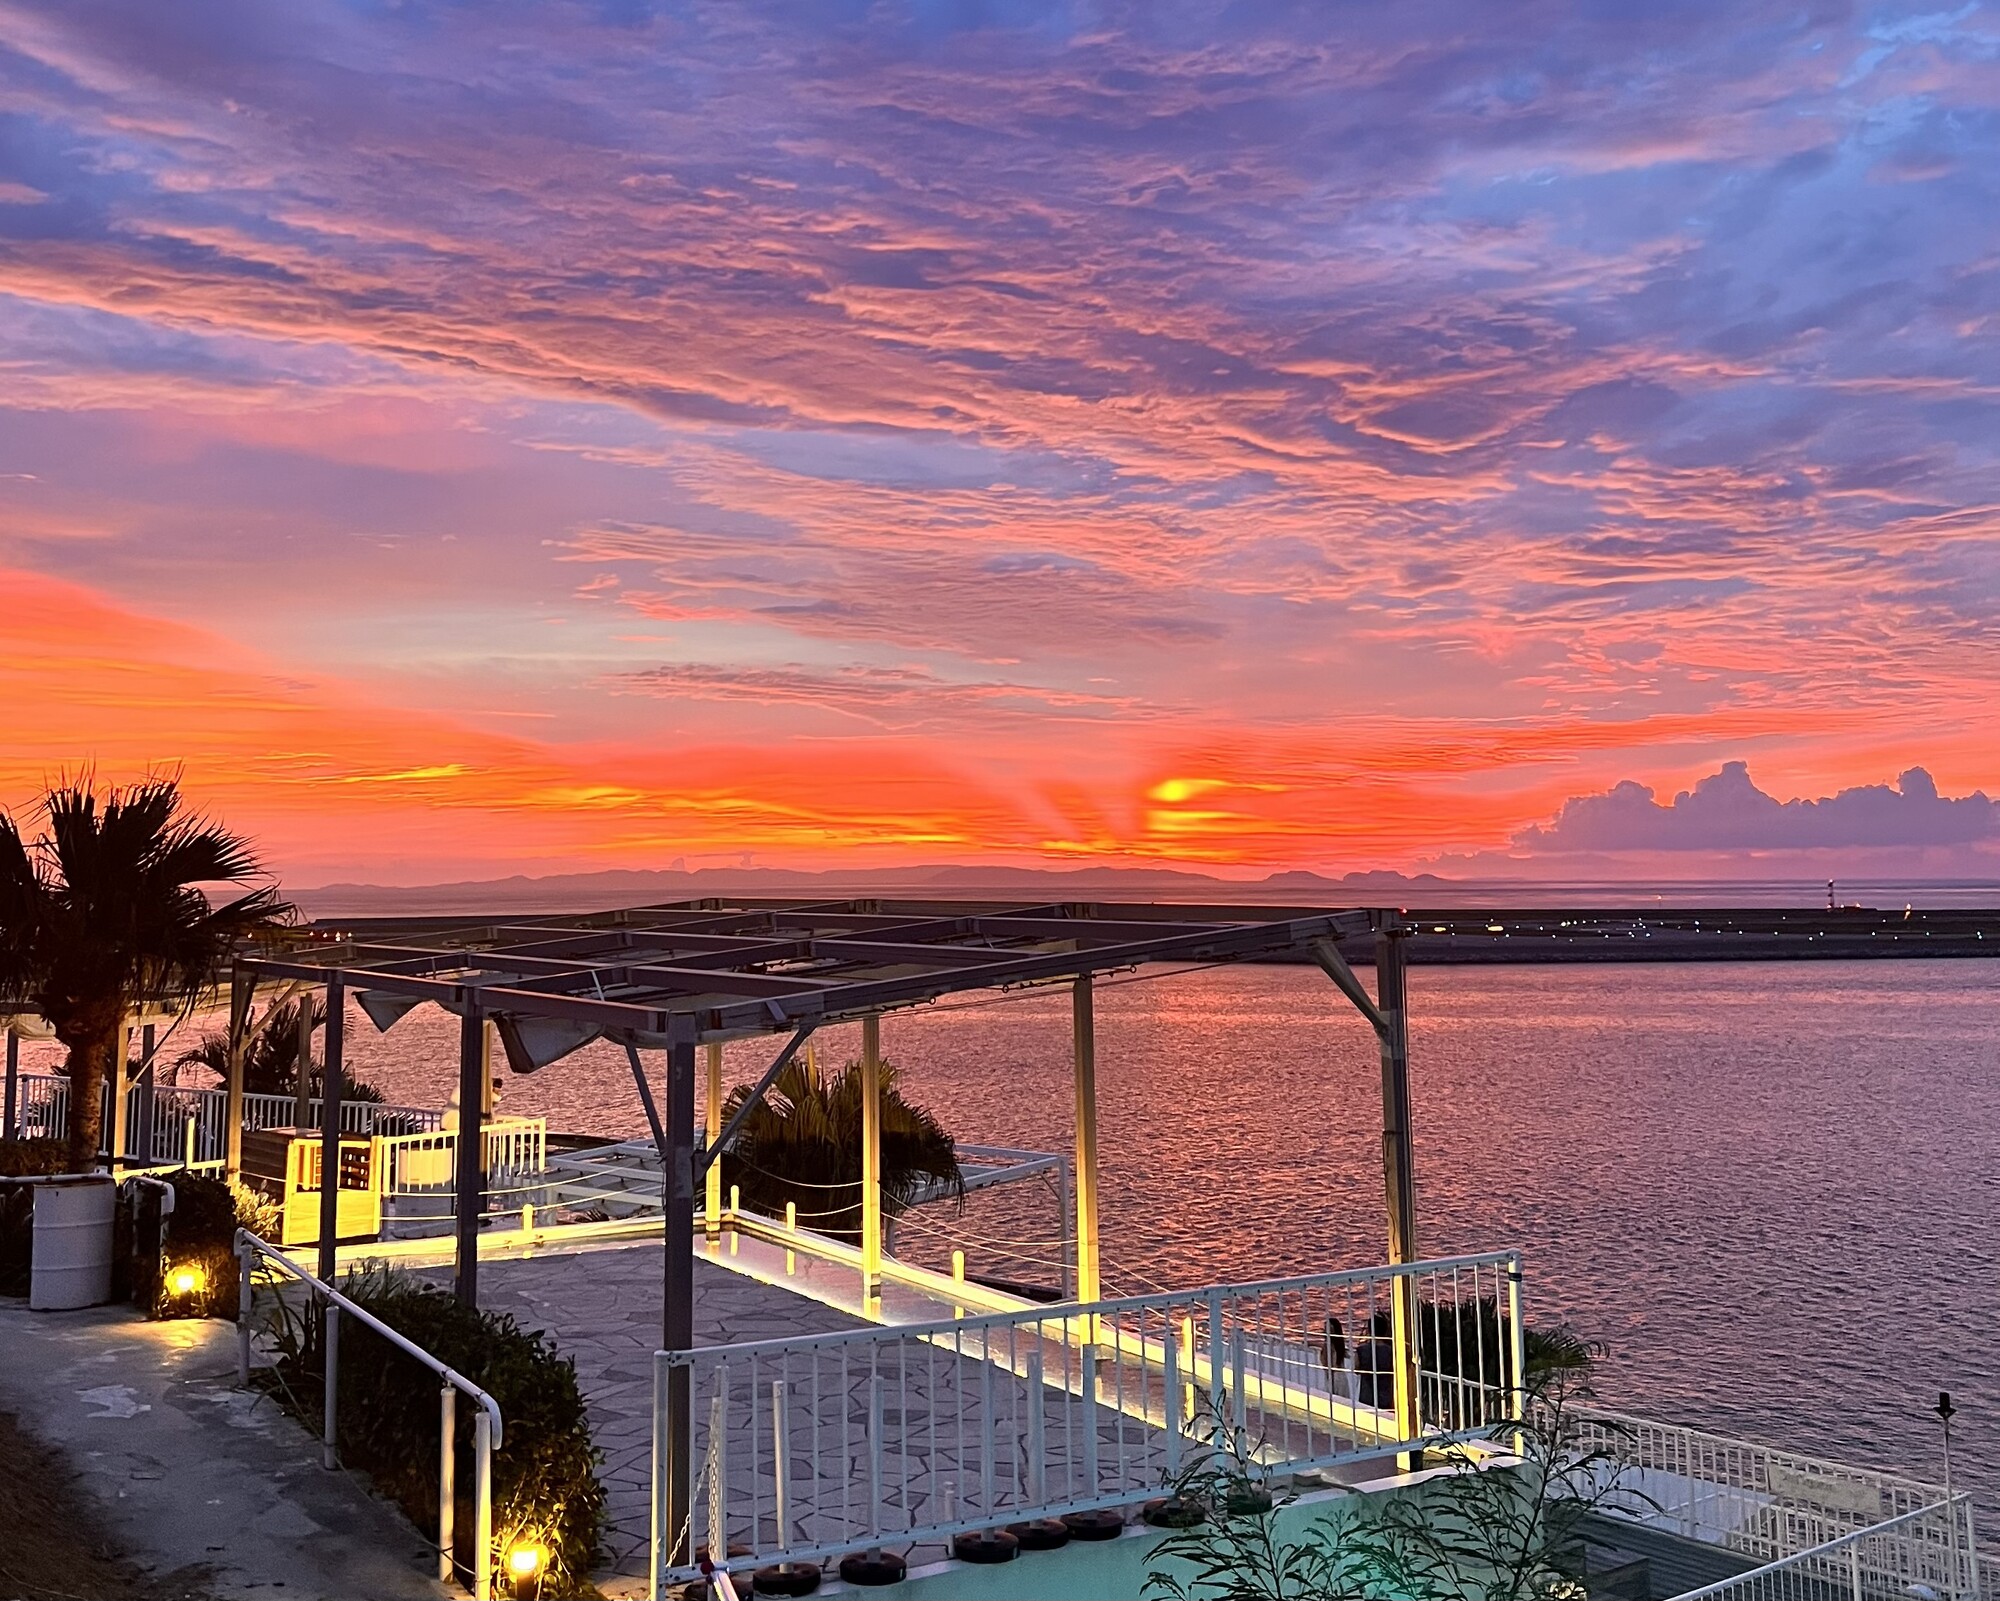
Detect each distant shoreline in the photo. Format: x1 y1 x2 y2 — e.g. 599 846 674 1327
294 863 2000 919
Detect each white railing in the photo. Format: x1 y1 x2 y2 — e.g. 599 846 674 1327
374 1119 548 1196
650 1249 1524 1589
10 1070 67 1143
1577 1409 1959 1561
241 1092 444 1140
234 1228 505 1600
1669 1497 1974 1601
372 1120 552 1234
12 1071 444 1165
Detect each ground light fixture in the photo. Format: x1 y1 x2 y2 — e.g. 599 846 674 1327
167 1263 205 1298
505 1541 547 1600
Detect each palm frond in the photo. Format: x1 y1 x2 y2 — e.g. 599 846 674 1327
5 775 295 1165
716 1055 962 1240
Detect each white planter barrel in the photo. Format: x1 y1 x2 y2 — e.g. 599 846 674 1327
29 1174 116 1311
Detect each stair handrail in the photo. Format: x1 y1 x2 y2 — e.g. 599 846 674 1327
233 1227 504 1598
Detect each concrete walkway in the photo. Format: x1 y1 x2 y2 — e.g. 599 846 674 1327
0 1301 448 1601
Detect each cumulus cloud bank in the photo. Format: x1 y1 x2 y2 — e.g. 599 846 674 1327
1515 764 1999 853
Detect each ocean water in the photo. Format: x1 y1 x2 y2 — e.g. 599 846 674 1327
58 958 1999 1504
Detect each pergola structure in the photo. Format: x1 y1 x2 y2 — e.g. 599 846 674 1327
231 898 1419 1560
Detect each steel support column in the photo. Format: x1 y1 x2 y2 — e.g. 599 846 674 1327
292 995 314 1130
136 1023 157 1164
480 1018 496 1118
3 1029 16 1140
224 970 253 1180
1072 975 1101 1307
703 1042 723 1238
453 1004 485 1307
860 1013 883 1300
110 1022 133 1169
1374 921 1422 1453
317 978 346 1285
662 1021 698 1569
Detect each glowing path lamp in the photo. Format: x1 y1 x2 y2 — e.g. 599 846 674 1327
504 1541 546 1600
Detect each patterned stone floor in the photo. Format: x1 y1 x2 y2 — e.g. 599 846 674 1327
442 1239 864 1583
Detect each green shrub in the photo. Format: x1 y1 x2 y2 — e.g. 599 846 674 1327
146 1169 277 1320
264 1265 604 1596
0 1137 73 1178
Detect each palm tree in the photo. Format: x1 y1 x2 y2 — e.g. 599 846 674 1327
715 1054 962 1241
175 995 383 1104
0 777 291 1169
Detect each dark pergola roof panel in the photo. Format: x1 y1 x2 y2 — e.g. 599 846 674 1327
243 899 1387 1061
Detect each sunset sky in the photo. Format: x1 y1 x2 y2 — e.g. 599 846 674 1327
1 2 1997 884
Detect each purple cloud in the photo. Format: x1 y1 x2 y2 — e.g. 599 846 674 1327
1515 763 2000 853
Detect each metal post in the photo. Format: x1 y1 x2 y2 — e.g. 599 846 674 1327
224 970 252 1180
1207 1290 1225 1437
649 1351 670 1601
866 1372 883 1534
480 1017 496 1119
136 1023 157 1164
110 1022 132 1168
1376 921 1422 1457
292 993 314 1130
860 1013 882 1300
979 1356 995 1511
4 1029 17 1139
1080 1346 1099 1493
322 1300 340 1470
1848 1539 1863 1601
454 1004 484 1307
1231 1327 1247 1436
710 1382 729 1557
317 978 346 1286
1164 1332 1183 1476
1072 975 1101 1308
474 1406 493 1601
236 1239 253 1386
1939 1395 1960 1600
664 1024 698 1571
771 1380 789 1550
704 1042 724 1239
1056 1153 1073 1301
1507 1253 1527 1439
1026 1350 1045 1506
439 1384 457 1583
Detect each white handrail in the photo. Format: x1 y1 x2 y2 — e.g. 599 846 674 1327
1670 1496 1972 1601
233 1228 503 1599
648 1249 1525 1590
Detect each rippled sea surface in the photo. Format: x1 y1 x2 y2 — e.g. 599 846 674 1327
107 958 2000 1505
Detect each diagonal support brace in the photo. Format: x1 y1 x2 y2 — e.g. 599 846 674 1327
693 1023 817 1179
1309 937 1390 1038
623 1042 672 1168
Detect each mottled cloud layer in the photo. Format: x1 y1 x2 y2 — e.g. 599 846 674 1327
0 2 1996 876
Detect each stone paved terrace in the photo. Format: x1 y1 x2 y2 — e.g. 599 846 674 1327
434 1240 867 1589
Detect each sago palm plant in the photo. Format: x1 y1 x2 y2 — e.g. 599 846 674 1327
714 1053 962 1240
176 995 383 1104
0 776 291 1169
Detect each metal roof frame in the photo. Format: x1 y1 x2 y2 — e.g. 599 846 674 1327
239 898 1389 1053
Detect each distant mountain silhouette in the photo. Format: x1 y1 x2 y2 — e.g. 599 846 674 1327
297 862 1456 916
